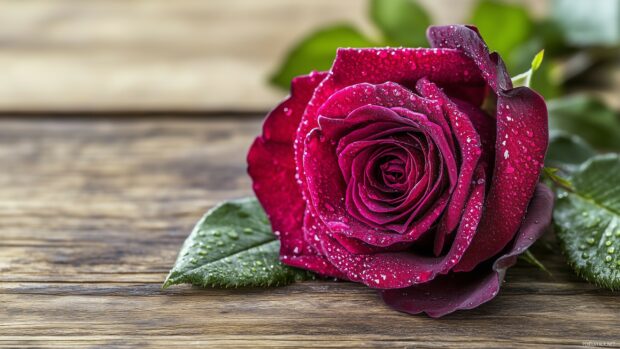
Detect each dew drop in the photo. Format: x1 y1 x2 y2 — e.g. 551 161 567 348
605 255 613 263
227 231 239 240
243 228 253 234
605 240 612 247
608 246 616 254
582 252 589 259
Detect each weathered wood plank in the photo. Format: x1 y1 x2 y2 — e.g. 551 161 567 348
0 117 618 348
0 0 369 112
0 0 553 112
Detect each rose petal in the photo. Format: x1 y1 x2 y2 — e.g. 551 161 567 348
248 72 327 257
455 88 548 271
415 78 483 255
426 25 511 93
427 25 548 270
380 184 554 317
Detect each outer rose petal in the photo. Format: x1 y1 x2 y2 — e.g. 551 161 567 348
426 25 512 93
247 72 328 269
380 184 554 317
427 25 549 270
456 88 548 271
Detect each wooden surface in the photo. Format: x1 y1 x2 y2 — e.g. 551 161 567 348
0 0 548 112
1 116 618 348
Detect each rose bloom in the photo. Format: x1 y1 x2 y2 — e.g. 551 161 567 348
248 25 553 317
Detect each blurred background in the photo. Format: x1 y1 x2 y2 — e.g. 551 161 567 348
0 0 617 113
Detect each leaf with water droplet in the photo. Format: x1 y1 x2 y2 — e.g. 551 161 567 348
163 197 314 289
554 154 620 290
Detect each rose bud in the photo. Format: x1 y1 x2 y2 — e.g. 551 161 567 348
248 25 553 317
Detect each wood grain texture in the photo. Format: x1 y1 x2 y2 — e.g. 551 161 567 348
0 117 618 349
0 0 550 112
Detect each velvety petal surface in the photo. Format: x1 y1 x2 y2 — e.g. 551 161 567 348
427 25 512 93
415 78 483 255
427 25 549 270
248 72 333 274
380 184 554 317
456 87 548 271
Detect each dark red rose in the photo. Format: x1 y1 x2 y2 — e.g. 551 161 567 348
248 25 553 317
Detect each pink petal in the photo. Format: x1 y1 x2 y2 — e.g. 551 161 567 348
380 184 553 317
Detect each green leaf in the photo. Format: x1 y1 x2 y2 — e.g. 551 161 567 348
530 49 545 71
552 0 620 46
470 0 534 67
163 198 313 289
370 0 431 46
554 154 620 290
511 49 544 88
548 95 620 151
546 131 596 167
270 25 375 89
